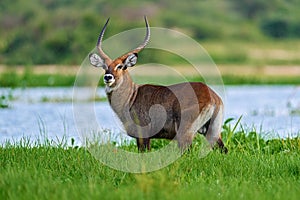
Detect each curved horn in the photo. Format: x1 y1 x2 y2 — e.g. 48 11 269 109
132 16 150 53
119 16 150 60
96 18 112 65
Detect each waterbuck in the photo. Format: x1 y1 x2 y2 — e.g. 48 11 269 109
89 17 227 153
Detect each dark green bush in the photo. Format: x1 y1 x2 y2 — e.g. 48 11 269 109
261 18 289 38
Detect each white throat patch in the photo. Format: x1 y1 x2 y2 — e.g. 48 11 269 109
105 77 123 94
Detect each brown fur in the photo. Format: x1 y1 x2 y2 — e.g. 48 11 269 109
104 64 226 153
89 17 227 153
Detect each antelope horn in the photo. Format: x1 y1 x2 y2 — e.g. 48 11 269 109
120 16 150 59
96 18 112 65
133 16 150 53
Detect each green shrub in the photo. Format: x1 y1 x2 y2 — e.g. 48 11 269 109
261 18 289 38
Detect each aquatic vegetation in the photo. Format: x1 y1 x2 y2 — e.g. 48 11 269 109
0 89 14 108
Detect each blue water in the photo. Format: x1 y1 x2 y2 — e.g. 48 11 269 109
0 86 299 146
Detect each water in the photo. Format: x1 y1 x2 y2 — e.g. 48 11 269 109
224 85 300 138
0 86 299 145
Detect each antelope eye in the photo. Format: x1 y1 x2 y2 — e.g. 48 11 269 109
115 64 123 70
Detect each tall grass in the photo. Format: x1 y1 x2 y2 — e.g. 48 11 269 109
1 119 300 199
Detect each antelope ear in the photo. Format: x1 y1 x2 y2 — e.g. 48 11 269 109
89 53 107 70
123 53 138 69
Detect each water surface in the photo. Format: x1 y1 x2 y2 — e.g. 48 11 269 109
0 86 299 145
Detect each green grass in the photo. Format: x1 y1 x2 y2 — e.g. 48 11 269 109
2 38 300 87
0 71 76 87
221 75 300 85
132 74 300 86
1 120 300 200
3 71 300 88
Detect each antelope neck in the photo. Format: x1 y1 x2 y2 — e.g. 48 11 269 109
106 72 138 112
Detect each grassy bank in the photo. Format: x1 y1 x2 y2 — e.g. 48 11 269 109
1 65 300 87
1 38 300 87
0 70 76 87
1 124 300 199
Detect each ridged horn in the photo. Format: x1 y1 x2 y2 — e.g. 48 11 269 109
96 18 112 65
119 16 150 60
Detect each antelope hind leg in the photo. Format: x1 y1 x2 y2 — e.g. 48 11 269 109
136 138 151 152
177 132 194 152
205 108 228 153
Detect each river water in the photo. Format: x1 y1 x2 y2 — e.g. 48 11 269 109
0 86 299 146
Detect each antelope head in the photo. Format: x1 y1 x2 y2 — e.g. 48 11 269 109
89 17 150 91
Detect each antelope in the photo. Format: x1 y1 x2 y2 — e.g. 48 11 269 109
89 17 227 153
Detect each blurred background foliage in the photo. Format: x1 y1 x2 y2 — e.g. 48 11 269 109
0 0 300 65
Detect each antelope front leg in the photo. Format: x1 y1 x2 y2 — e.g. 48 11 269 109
136 138 151 152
